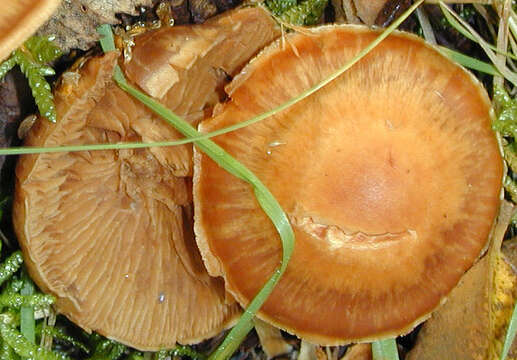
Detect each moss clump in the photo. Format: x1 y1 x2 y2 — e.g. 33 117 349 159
265 0 327 25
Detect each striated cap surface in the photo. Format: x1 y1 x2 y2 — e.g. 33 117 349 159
194 26 503 344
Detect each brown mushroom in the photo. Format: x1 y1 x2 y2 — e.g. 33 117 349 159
0 0 61 61
194 26 503 344
13 7 280 350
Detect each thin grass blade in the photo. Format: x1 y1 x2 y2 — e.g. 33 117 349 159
501 301 517 360
372 339 399 360
0 141 200 156
20 270 35 350
438 46 499 75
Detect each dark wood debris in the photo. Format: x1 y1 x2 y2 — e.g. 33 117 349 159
374 0 412 27
0 70 33 171
38 0 244 54
37 0 152 53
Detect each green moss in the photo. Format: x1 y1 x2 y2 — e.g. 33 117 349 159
0 36 61 123
265 0 327 25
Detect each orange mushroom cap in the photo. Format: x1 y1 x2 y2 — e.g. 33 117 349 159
13 8 280 350
0 0 61 61
194 26 503 344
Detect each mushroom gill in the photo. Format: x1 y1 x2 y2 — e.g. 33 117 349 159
193 26 503 344
13 7 280 350
0 0 61 61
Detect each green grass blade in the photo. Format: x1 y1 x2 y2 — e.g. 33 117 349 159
501 301 517 360
97 25 126 85
439 4 483 42
0 141 202 155
372 339 399 360
97 25 116 52
20 270 35 352
438 46 500 75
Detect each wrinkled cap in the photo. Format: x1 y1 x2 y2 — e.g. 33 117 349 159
194 25 503 344
0 0 61 61
13 7 280 350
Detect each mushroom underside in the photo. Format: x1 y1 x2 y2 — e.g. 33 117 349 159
13 7 281 350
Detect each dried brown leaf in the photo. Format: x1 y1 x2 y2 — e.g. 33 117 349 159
353 0 390 25
495 240 517 359
0 71 33 169
37 0 152 53
407 203 514 360
341 344 371 360
254 319 292 359
406 255 491 360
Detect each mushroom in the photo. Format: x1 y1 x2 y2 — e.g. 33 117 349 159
193 26 503 344
0 0 61 61
13 7 280 350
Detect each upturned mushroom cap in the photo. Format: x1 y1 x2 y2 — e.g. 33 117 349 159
13 8 280 350
0 0 61 61
194 26 503 344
